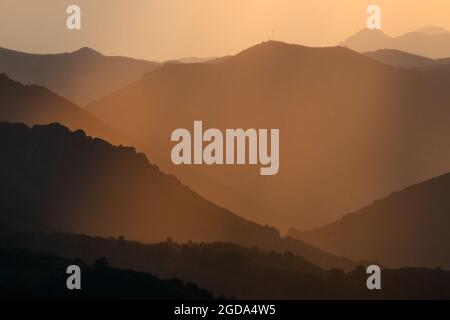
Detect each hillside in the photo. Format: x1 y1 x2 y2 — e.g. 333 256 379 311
88 41 450 232
364 49 450 68
0 47 159 105
364 49 436 68
0 230 323 299
292 172 450 269
2 230 450 299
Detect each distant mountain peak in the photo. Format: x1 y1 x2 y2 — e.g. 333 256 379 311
0 73 10 81
414 26 449 36
297 171 450 269
342 26 450 59
72 47 103 56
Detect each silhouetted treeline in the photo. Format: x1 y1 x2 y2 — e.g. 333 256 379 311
0 249 213 300
294 170 450 269
2 229 450 299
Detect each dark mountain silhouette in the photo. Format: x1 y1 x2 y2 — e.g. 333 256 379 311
0 249 214 300
0 47 159 105
291 172 450 269
0 72 232 198
364 49 450 68
0 230 322 299
165 56 231 65
341 27 450 59
364 49 436 68
2 231 450 299
0 73 132 147
0 121 354 271
88 40 450 232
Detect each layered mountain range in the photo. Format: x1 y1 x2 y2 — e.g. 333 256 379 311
87 40 450 232
0 47 159 105
1 33 450 279
0 121 354 271
291 172 450 269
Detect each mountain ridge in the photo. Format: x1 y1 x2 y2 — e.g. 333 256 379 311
341 27 450 59
291 171 450 269
0 46 160 105
364 49 436 68
0 120 356 271
0 73 132 147
88 40 450 232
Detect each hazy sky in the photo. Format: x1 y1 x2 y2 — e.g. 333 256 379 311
1 0 449 61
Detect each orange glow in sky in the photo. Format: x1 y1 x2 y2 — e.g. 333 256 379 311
0 0 449 60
